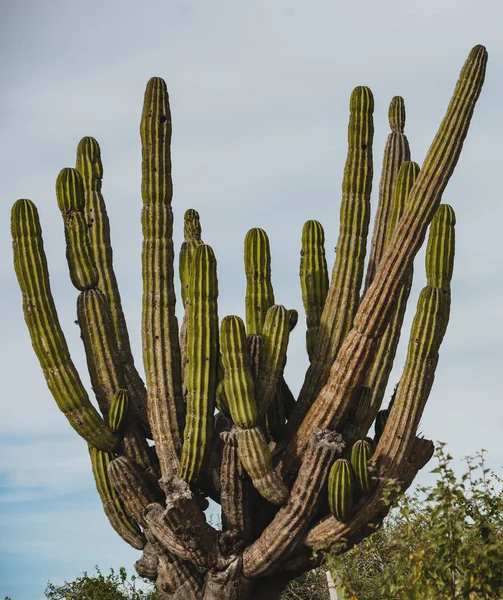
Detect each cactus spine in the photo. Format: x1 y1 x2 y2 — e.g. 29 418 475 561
11 45 486 600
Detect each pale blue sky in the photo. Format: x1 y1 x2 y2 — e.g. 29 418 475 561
1 1 502 598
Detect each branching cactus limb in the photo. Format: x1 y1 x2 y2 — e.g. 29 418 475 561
288 86 374 433
364 96 411 290
141 77 184 479
279 45 487 480
11 199 118 451
244 228 275 335
76 137 150 437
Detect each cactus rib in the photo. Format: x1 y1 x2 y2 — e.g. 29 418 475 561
244 228 275 335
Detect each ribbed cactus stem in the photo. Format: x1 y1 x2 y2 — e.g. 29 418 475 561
426 205 455 293
358 162 420 431
141 77 184 478
179 244 219 484
300 220 329 361
157 554 204 599
89 447 145 549
76 137 150 438
56 167 99 290
109 389 129 433
236 426 289 505
244 228 275 335
180 209 203 306
328 458 355 522
350 439 372 494
220 316 258 428
365 96 411 290
256 305 290 419
279 45 487 479
11 199 118 451
290 86 374 432
242 429 344 577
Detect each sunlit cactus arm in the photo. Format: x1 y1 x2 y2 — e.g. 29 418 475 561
11 199 118 451
352 161 420 437
279 45 487 480
242 429 344 577
244 228 275 335
141 77 184 478
76 136 150 437
180 209 204 306
289 86 374 433
236 426 289 505
255 305 290 419
109 388 129 433
220 429 252 543
89 447 145 549
220 315 258 428
299 220 329 361
179 244 219 484
364 96 411 290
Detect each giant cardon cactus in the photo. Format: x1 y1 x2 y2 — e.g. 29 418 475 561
11 46 487 599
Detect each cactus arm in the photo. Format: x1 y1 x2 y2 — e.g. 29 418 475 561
255 305 290 419
157 554 204 600
220 315 258 428
244 228 275 335
179 209 204 306
220 429 252 543
364 96 411 290
279 45 487 480
141 77 184 478
236 426 289 505
289 87 374 433
75 136 150 437
242 429 344 577
299 220 329 361
328 458 355 521
109 389 129 433
11 199 118 451
89 447 145 550
179 244 219 484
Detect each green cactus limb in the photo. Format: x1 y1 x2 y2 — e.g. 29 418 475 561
350 439 372 494
75 136 150 438
364 96 411 291
179 209 204 307
289 86 374 434
287 309 299 332
355 162 420 435
89 446 145 550
11 199 118 451
300 220 329 361
328 458 355 522
109 389 129 433
141 77 184 478
242 429 344 577
220 315 258 428
179 244 219 484
236 426 289 505
244 228 275 335
220 429 252 542
279 45 486 481
256 305 290 419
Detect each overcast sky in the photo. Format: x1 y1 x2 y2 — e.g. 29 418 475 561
1 1 502 598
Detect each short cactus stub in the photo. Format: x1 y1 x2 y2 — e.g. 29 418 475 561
328 458 355 522
350 439 373 493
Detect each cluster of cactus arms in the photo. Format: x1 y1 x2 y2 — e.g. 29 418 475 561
11 46 486 599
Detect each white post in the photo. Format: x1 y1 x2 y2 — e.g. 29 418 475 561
326 569 343 600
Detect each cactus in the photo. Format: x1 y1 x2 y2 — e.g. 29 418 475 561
11 46 486 599
328 459 355 522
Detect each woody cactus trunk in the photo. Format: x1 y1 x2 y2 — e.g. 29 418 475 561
11 46 486 599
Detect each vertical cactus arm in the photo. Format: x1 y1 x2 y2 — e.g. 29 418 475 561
279 45 486 480
56 167 99 291
289 86 374 433
11 199 119 451
242 429 344 577
300 220 329 361
220 315 258 428
426 204 456 294
265 383 286 441
328 458 355 522
354 161 420 436
364 96 411 291
244 228 275 335
220 429 252 543
109 389 129 433
77 288 152 471
141 77 184 478
179 244 219 484
236 426 289 505
89 447 146 550
179 208 204 306
76 136 150 438
255 305 290 419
